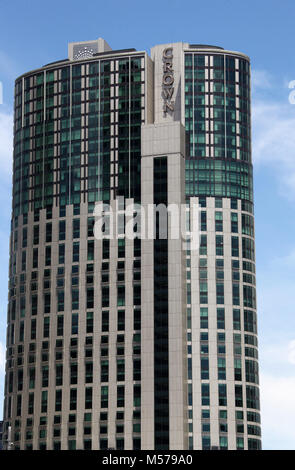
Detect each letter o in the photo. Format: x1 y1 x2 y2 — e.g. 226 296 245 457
163 74 174 86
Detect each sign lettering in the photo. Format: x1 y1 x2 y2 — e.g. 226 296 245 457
162 47 174 115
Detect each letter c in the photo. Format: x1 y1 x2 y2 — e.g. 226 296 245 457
163 47 173 59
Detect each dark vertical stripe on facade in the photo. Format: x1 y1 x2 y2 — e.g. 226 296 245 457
153 157 169 449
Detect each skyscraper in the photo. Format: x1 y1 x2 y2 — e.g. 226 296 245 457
2 38 261 450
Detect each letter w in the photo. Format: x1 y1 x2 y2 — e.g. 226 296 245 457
162 87 174 99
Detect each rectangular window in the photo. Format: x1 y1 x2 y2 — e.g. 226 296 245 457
72 288 79 310
231 213 238 233
215 211 223 231
33 225 39 245
233 309 241 330
41 391 48 413
201 211 207 231
200 307 208 329
101 386 108 408
45 246 51 266
70 364 78 385
71 313 78 335
46 223 52 243
31 319 36 340
44 293 51 314
200 282 208 304
216 283 224 304
86 312 93 333
73 219 80 239
55 389 62 412
59 244 65 264
33 248 38 268
85 387 92 409
72 242 79 262
57 291 64 311
28 393 34 414
200 234 207 255
70 389 77 410
59 221 66 240
87 287 94 309
87 240 94 261
101 360 109 383
57 315 64 336
231 236 239 257
218 384 227 406
217 308 225 329
134 309 141 330
56 364 63 386
218 357 226 380
201 384 210 406
216 235 224 256
85 363 93 383
201 358 209 379
117 310 125 331
43 317 50 338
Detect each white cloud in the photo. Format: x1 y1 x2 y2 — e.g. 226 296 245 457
287 340 295 365
252 98 295 198
260 373 295 449
252 69 273 91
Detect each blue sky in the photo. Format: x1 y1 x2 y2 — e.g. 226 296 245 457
1 0 295 450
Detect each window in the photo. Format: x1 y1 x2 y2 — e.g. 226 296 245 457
231 236 239 257
85 387 92 409
86 312 93 333
233 309 241 330
46 223 52 243
216 235 223 256
201 358 209 379
59 221 66 240
72 242 79 262
216 283 224 304
231 213 238 232
41 391 48 413
55 390 62 412
56 364 63 386
101 386 108 408
70 389 77 410
43 317 50 338
59 244 65 264
218 384 227 406
217 308 225 329
72 289 79 310
133 385 141 407
200 211 207 231
200 308 208 328
201 384 210 406
200 282 208 304
45 246 51 266
215 211 223 231
85 363 93 384
57 316 64 336
73 219 80 239
71 313 78 335
218 357 226 380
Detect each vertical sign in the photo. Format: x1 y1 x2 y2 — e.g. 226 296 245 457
162 48 174 115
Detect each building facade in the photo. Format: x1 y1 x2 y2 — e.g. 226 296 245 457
2 38 261 450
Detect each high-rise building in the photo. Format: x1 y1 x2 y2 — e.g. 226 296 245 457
2 38 261 450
